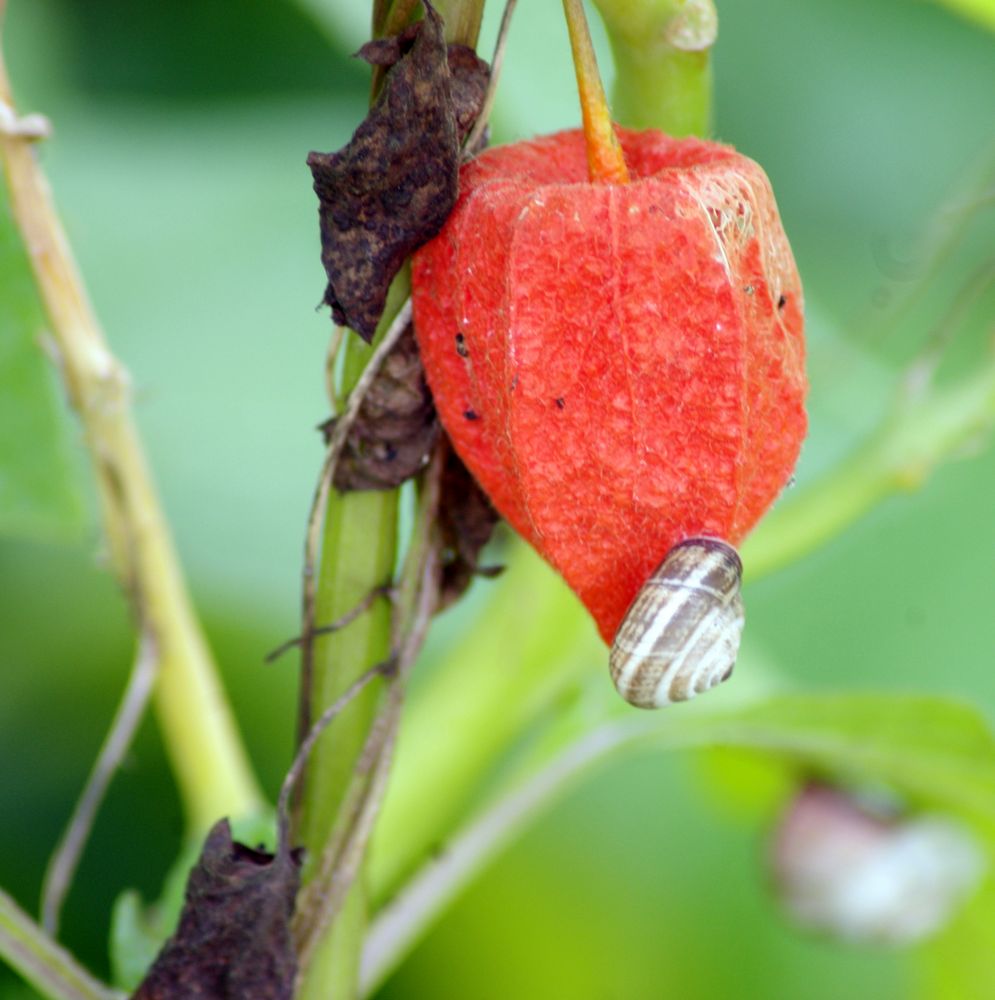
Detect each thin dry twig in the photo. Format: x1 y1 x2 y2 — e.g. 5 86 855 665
463 0 517 157
276 657 398 852
265 584 394 665
41 631 158 935
293 680 404 974
323 324 345 417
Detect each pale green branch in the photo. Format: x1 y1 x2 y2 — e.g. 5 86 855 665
364 690 995 991
0 888 124 1000
745 355 995 580
0 28 261 840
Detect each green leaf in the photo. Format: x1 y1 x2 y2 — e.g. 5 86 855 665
919 878 995 999
0 178 85 542
654 693 995 836
931 0 995 31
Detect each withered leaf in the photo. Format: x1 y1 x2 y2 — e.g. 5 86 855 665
132 820 301 1000
437 445 502 609
325 321 440 492
308 2 488 343
446 45 490 145
357 28 489 145
354 25 419 68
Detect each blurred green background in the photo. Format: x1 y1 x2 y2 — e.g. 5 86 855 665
1 0 994 997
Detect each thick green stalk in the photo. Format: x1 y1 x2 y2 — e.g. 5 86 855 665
593 0 716 136
296 5 486 994
433 0 485 47
294 326 399 1000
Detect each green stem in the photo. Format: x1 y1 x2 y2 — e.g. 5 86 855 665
0 34 260 838
593 0 716 136
433 0 486 46
743 363 995 580
0 887 124 1000
296 4 487 992
368 541 601 903
294 329 399 1000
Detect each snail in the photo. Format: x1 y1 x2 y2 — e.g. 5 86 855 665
609 537 745 708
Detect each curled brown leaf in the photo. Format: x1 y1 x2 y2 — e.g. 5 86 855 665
325 321 440 492
307 3 489 342
132 821 301 1000
438 445 502 608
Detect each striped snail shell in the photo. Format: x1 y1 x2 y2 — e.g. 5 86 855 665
609 537 744 708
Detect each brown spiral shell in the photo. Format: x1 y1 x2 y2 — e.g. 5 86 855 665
609 537 744 708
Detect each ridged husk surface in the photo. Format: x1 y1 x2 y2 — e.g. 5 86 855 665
412 128 806 642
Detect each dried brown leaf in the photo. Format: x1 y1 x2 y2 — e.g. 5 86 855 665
438 446 502 608
307 2 488 343
446 44 490 144
355 24 418 68
326 321 440 491
132 821 301 1000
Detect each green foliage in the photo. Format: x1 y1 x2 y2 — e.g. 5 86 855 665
932 0 995 30
658 693 995 831
1 0 994 998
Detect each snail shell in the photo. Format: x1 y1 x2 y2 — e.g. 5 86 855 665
609 537 744 708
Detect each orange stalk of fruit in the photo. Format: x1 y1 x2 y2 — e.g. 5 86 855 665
561 0 630 185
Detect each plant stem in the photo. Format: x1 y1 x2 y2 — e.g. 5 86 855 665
743 361 995 580
0 38 261 838
293 352 398 998
0 887 124 1000
363 722 628 995
374 0 485 41
433 0 486 47
295 3 487 992
294 313 444 993
593 0 715 136
371 0 486 96
368 542 602 903
562 0 630 184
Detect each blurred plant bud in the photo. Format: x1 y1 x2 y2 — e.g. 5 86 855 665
769 784 985 945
